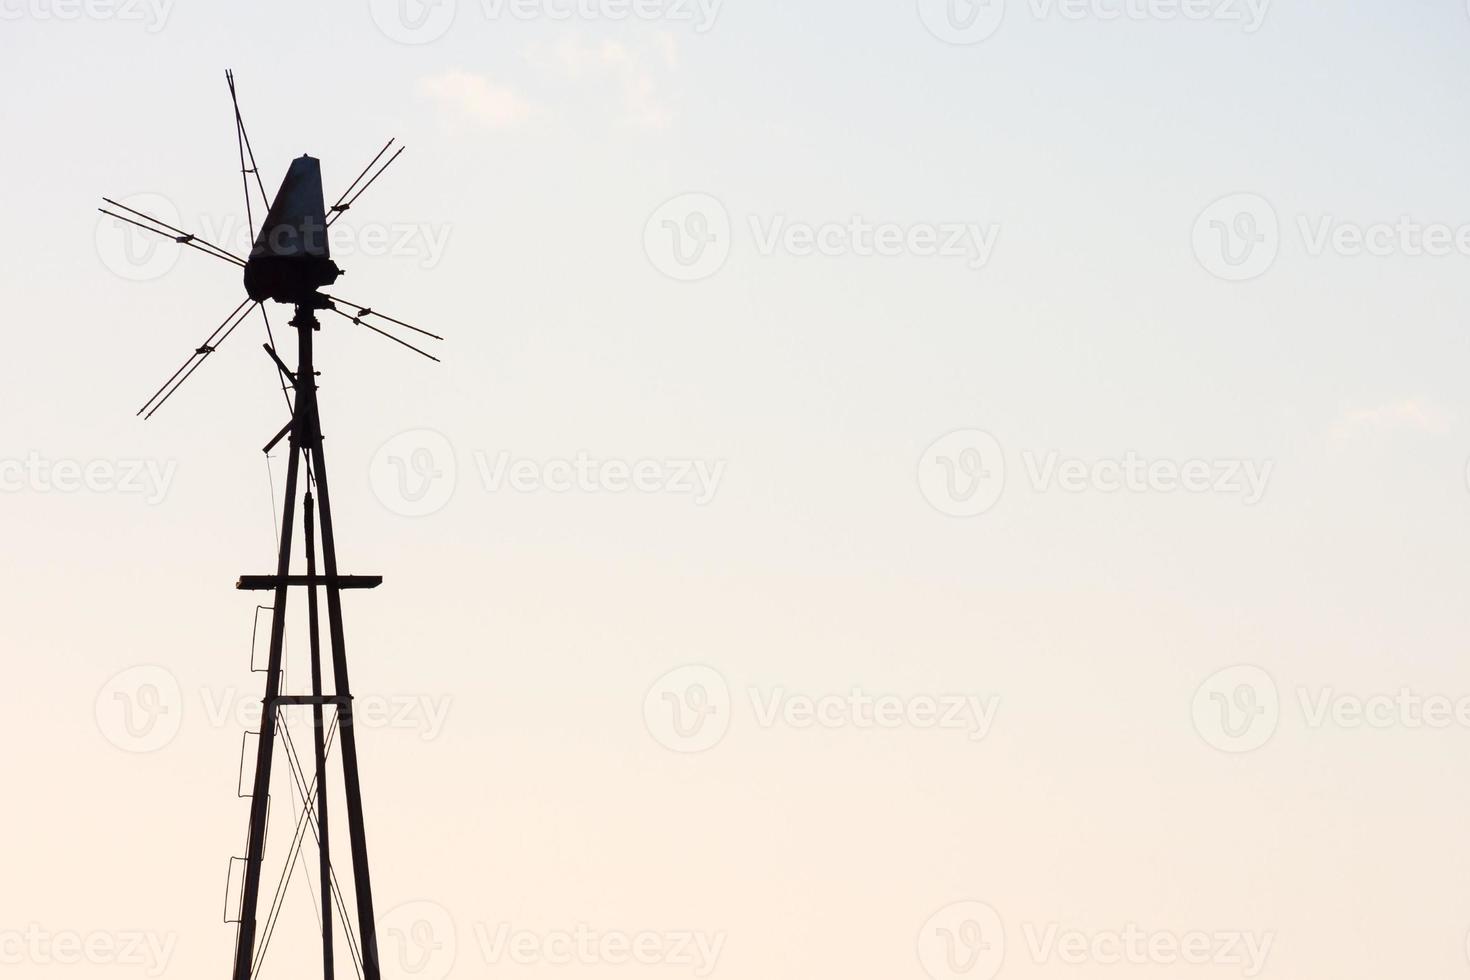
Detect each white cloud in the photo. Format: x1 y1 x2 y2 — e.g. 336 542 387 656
525 32 678 129
417 71 534 129
1333 399 1451 439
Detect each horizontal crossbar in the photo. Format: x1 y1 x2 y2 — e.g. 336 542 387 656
272 695 352 706
236 575 383 590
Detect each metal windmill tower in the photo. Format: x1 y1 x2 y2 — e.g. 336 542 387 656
100 70 443 980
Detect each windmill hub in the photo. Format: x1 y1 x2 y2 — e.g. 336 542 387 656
243 154 342 308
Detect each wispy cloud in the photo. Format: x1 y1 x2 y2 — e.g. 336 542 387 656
1333 399 1452 439
417 71 534 129
526 32 679 129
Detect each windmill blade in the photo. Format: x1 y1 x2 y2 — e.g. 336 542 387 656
321 293 443 341
328 138 394 218
138 298 258 419
326 306 440 363
226 69 271 217
100 199 245 267
326 143 404 227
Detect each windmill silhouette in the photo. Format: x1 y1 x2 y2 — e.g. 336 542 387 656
100 70 443 980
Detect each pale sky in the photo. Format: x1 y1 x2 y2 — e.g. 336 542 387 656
4 1 1470 978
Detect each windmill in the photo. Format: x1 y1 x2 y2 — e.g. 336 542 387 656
99 70 444 980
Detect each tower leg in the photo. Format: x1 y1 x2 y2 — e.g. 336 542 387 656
230 403 303 980
304 381 383 980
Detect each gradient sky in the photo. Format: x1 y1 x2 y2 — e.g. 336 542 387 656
4 1 1470 978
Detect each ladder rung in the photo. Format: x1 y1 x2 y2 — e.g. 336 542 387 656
236 574 382 590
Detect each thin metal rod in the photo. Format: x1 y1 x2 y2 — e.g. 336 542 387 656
326 307 440 362
100 198 246 264
226 69 271 211
322 294 444 341
329 139 394 215
136 298 253 416
142 301 258 420
98 209 245 269
228 70 257 242
304 492 334 980
326 147 404 227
